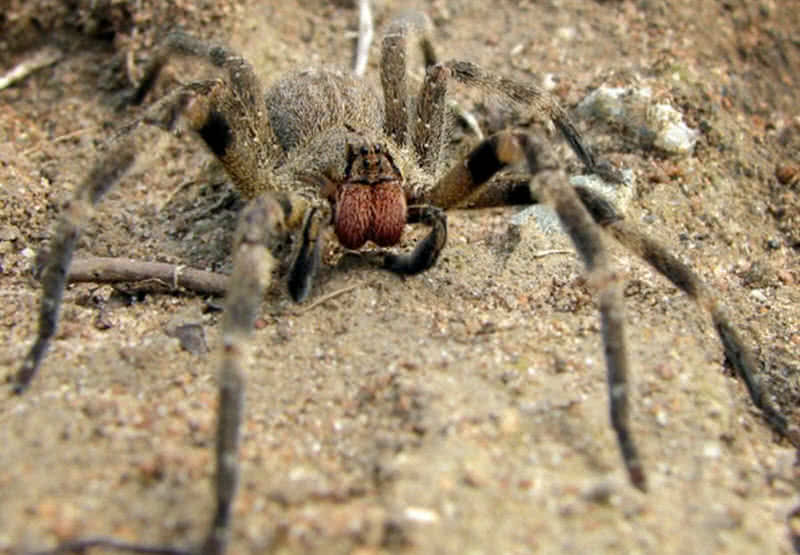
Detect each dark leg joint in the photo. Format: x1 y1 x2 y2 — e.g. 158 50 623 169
505 181 537 205
574 186 623 227
384 206 446 275
128 58 167 107
199 110 233 157
288 208 323 302
466 135 510 186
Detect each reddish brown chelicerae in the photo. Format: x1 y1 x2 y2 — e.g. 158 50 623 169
334 143 407 249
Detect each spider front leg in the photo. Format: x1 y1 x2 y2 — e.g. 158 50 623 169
23 192 305 555
201 192 298 554
14 141 137 392
379 133 538 279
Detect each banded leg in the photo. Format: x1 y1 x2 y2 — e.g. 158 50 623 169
385 128 609 285
24 194 302 555
602 219 800 447
384 132 528 278
132 32 279 199
15 141 137 393
421 131 527 209
409 130 645 488
442 60 623 183
381 13 438 147
201 193 294 554
514 136 645 490
14 63 270 393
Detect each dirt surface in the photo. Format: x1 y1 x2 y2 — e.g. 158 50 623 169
1 1 799 554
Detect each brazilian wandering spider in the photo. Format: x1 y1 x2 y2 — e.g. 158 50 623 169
12 10 798 555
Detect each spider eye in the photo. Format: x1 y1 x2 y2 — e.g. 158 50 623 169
360 146 369 156
374 143 382 153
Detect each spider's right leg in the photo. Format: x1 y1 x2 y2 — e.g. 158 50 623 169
14 76 220 393
405 131 646 490
131 32 279 199
380 132 527 277
201 192 304 554
14 140 136 392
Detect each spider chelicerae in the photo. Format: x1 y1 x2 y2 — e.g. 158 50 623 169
14 11 797 555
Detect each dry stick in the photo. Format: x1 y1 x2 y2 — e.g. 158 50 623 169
28 536 191 555
353 0 373 76
294 283 361 314
0 47 62 91
68 257 228 295
530 249 573 258
21 126 100 158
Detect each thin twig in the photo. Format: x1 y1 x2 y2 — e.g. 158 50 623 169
530 249 573 258
68 257 227 295
294 283 361 314
0 290 36 297
125 25 140 86
0 47 62 91
353 0 373 76
28 536 192 555
21 126 99 158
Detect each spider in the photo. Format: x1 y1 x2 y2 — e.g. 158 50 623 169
13 11 797 555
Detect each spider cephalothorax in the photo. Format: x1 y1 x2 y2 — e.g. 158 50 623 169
14 11 797 555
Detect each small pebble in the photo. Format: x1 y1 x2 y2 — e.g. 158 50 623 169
403 506 439 524
749 289 768 303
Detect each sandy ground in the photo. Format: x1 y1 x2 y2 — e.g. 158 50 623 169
1 1 799 554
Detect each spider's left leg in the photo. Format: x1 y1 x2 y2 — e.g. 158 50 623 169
406 130 646 490
382 131 530 276
515 136 646 490
602 215 800 447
